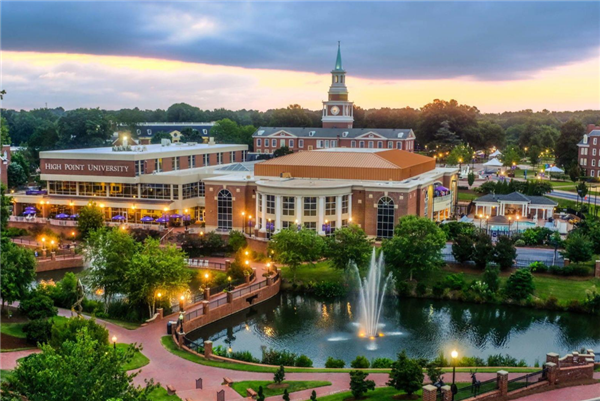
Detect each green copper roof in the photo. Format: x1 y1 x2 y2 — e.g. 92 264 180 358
334 41 343 71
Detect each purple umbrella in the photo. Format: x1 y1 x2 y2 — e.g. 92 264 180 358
70 214 79 218
25 206 37 210
112 215 126 221
55 213 70 219
435 185 449 192
155 217 169 223
183 214 191 221
23 210 36 215
169 214 183 219
140 216 154 222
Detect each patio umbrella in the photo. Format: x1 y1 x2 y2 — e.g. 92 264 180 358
112 215 126 221
483 158 503 167
490 150 502 157
140 216 154 222
55 213 70 219
183 214 191 221
70 214 79 218
546 166 564 173
24 206 37 210
169 214 183 219
23 210 36 215
435 185 449 192
155 217 169 223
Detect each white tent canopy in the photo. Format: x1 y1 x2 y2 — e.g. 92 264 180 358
546 166 564 173
490 150 502 157
483 158 503 167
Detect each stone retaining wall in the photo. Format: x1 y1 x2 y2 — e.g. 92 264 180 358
36 255 84 272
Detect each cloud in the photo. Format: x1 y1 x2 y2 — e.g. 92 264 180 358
2 2 599 81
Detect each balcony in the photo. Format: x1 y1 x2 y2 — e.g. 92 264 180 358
433 194 452 212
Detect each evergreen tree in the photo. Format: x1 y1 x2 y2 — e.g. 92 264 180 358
283 389 290 401
310 390 317 401
387 351 424 396
472 232 494 269
257 386 265 401
273 365 286 384
493 236 517 270
349 370 375 399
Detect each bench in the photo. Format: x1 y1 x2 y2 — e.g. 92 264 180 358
167 385 177 395
222 377 234 386
247 388 258 399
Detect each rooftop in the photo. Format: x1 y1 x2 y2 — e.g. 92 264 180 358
253 127 414 139
474 192 557 206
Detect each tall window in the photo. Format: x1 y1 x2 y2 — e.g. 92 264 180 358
304 197 317 216
217 153 223 165
266 195 275 214
325 196 336 215
351 140 356 148
257 138 262 147
377 197 395 239
397 142 402 150
342 194 349 214
282 196 295 216
230 151 235 162
204 154 210 166
289 139 294 148
388 141 393 148
377 141 383 148
359 141 365 148
173 157 179 170
298 139 304 148
258 194 263 212
188 155 195 168
217 190 233 231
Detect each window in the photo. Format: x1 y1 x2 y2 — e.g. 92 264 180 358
48 181 77 196
282 221 293 229
317 140 323 149
325 140 330 148
217 153 223 165
594 138 598 145
303 197 317 216
388 141 393 148
289 139 294 148
136 129 141 135
188 155 195 168
325 196 336 215
155 158 162 172
298 139 304 148
368 141 374 148
397 142 402 150
594 149 597 156
266 195 275 214
351 140 356 148
140 184 172 200
217 190 233 231
230 151 235 163
359 141 365 148
173 157 179 171
109 183 138 198
203 154 210 166
78 182 106 197
242 151 247 161
331 140 336 147
593 159 596 167
256 149 262 154
135 160 143 176
377 197 395 239
282 196 295 216
309 131 316 137
342 194 349 214
591 170 595 177
147 129 152 135
377 141 383 148
182 182 205 199
272 139 277 147
257 138 262 147
342 132 349 137
304 221 317 231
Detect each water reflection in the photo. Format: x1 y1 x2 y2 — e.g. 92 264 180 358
187 293 600 366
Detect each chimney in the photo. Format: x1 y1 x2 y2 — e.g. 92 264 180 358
208 137 216 145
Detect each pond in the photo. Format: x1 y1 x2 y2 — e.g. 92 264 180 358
187 293 600 367
36 266 84 284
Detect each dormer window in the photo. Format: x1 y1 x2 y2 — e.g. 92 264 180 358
309 131 316 137
583 134 588 144
342 131 349 137
257 130 265 136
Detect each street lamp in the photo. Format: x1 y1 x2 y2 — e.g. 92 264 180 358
248 215 253 235
486 215 490 234
228 276 232 291
179 295 185 312
41 237 46 250
112 335 117 350
451 350 458 400
516 215 520 232
266 262 271 275
242 211 246 234
478 214 483 229
458 158 463 174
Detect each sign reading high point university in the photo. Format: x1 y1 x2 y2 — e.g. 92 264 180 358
41 159 135 177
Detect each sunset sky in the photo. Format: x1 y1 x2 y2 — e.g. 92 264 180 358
2 1 599 113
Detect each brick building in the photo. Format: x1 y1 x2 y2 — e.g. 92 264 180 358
577 129 600 178
252 43 416 155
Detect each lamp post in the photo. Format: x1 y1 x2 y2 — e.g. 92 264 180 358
451 350 458 400
112 335 117 350
458 158 463 176
486 215 490 234
248 215 253 236
322 219 331 236
179 295 185 312
242 212 246 234
478 214 483 230
41 237 46 251
508 216 512 236
516 215 520 233
266 262 271 276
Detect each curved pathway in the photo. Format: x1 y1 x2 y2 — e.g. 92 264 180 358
2 259 597 401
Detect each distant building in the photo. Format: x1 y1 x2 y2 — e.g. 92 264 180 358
473 192 557 220
117 122 216 144
586 124 600 134
577 129 600 177
252 43 416 155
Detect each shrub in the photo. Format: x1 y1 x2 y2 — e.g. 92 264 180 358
442 273 466 291
432 282 445 297
4 227 28 237
23 319 52 345
493 235 516 270
395 281 411 297
456 356 486 367
514 239 526 246
562 231 594 263
19 291 57 320
544 296 559 309
529 261 548 273
486 354 527 367
371 357 394 369
469 281 492 300
294 354 313 367
228 230 247 253
386 351 424 396
452 233 475 263
482 263 500 293
50 317 108 349
350 355 370 369
415 282 427 296
473 232 494 269
583 289 600 315
312 281 346 298
325 357 345 369
442 222 475 241
504 269 535 302
426 362 443 384
349 370 375 399
261 348 297 366
230 350 259 363
274 365 285 384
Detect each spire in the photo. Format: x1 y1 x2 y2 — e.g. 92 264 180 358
334 41 343 71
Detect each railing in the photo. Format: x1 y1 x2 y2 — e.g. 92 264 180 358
49 219 78 227
11 238 39 246
185 306 205 321
160 228 174 244
453 377 497 401
441 252 563 268
9 216 46 224
210 297 228 309
185 258 227 270
506 370 545 393
37 253 81 261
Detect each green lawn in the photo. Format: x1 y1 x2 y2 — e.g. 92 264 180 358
458 192 479 201
96 316 142 330
0 322 27 338
303 386 415 401
280 261 345 283
116 343 150 371
532 276 600 302
232 381 331 397
148 386 182 401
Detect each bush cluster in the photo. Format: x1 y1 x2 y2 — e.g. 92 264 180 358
260 348 313 367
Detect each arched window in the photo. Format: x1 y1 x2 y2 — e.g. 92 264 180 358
377 197 395 239
217 189 232 231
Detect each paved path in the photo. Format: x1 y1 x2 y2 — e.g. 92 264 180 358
512 372 600 401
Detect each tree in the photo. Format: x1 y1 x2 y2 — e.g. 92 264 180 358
256 386 265 401
210 119 246 144
50 317 109 349
562 231 593 263
274 365 285 384
349 370 375 400
150 131 172 144
431 120 461 150
426 362 443 384
326 224 373 270
0 185 11 231
1 116 10 144
269 228 325 282
418 99 479 145
482 263 500 293
127 238 190 317
310 390 317 401
478 120 505 150
269 105 313 127
228 230 247 253
493 235 517 270
57 108 112 149
382 216 446 281
446 144 474 166
283 389 291 401
85 228 138 312
180 127 204 143
504 269 535 301
1 328 157 401
166 103 204 122
527 146 541 166
576 182 588 203
501 146 521 167
387 351 424 396
0 239 37 310
569 164 582 183
451 234 474 263
472 232 494 269
468 172 475 187
273 146 293 158
78 202 105 239
18 289 57 320
7 163 27 188
555 119 585 168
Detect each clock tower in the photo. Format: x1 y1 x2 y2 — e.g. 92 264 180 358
322 42 354 129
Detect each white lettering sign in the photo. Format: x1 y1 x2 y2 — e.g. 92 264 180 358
44 162 130 173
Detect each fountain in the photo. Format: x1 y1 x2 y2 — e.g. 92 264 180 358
351 249 393 339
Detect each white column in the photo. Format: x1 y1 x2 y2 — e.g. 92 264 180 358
259 194 267 232
255 195 259 230
336 196 342 228
295 196 302 226
318 196 325 235
275 196 282 231
348 193 353 222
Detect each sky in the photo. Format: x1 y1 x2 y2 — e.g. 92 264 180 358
1 1 599 113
